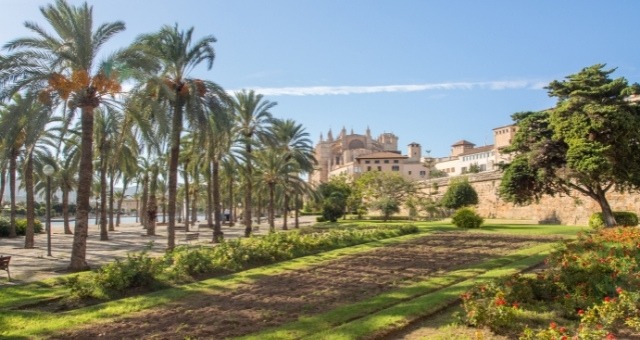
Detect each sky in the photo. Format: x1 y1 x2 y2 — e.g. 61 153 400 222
2 1 639 157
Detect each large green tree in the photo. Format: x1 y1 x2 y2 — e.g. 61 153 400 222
355 171 417 219
499 64 640 227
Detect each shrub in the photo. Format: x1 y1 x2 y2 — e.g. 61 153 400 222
15 219 43 235
589 211 639 229
462 227 640 338
451 208 483 229
91 252 162 297
0 218 43 237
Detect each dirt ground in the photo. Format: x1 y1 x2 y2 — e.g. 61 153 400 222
51 232 559 339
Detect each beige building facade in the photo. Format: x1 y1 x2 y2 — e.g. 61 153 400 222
309 127 431 185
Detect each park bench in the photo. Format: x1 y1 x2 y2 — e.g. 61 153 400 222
0 256 10 280
183 233 199 243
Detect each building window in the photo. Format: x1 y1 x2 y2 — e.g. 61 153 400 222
408 170 412 175
377 166 382 171
374 160 380 164
384 160 389 164
393 160 399 164
365 160 370 164
392 165 399 171
367 166 371 171
419 170 426 176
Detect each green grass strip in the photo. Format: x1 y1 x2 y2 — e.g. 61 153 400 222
236 243 554 340
0 231 432 338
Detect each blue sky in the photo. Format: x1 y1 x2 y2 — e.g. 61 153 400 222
2 1 639 156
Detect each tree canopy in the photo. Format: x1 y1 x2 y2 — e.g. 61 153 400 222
499 64 640 227
440 177 478 209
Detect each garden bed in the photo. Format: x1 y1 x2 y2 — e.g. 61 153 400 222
51 232 560 339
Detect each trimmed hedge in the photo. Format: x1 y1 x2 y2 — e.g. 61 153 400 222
588 211 638 229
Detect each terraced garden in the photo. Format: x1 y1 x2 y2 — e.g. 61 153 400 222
1 223 579 339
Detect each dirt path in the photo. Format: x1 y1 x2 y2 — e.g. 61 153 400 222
52 232 559 339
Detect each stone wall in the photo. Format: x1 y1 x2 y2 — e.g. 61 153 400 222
424 171 640 225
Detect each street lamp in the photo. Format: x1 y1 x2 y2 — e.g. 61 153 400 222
42 164 55 257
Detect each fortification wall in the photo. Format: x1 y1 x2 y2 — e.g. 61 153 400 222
424 171 640 225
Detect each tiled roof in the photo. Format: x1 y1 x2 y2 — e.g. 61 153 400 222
451 139 475 146
459 144 494 156
356 151 407 159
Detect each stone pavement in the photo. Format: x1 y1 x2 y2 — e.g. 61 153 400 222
0 216 314 285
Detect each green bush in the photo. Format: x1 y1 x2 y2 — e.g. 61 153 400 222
92 252 162 297
0 218 43 237
451 208 483 229
588 211 639 229
461 227 640 338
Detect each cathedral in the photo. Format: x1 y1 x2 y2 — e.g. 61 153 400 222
309 127 408 184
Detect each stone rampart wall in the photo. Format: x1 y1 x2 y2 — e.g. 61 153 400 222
424 171 640 225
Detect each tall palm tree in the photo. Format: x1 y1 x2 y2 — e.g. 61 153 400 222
232 90 276 237
270 118 316 229
0 101 22 238
254 149 289 232
130 24 227 249
0 93 58 245
0 0 126 271
204 99 233 242
93 107 121 240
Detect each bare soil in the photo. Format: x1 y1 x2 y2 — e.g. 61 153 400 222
51 232 560 339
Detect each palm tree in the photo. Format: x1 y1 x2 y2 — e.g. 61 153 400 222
94 107 121 240
270 118 316 229
205 99 233 242
0 93 58 246
254 149 289 232
232 90 276 236
130 24 227 249
0 0 126 271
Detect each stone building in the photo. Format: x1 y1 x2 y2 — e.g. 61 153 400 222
433 124 517 176
308 127 430 185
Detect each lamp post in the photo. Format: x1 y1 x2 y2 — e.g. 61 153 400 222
43 164 55 257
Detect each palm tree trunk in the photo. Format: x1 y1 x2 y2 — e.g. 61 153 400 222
294 195 300 229
268 183 275 233
229 177 235 227
206 162 213 230
147 166 158 236
167 101 184 250
212 160 223 242
108 172 115 231
69 107 94 271
24 154 35 248
191 176 198 228
282 191 289 230
8 153 17 238
183 165 190 229
99 155 108 241
244 144 253 237
62 188 72 234
0 163 6 208
140 172 149 228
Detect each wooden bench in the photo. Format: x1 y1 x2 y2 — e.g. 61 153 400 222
0 256 10 280
183 233 199 243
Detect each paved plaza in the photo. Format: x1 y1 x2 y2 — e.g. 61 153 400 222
0 217 313 284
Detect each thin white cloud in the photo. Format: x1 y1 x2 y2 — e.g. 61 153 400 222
229 80 545 96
